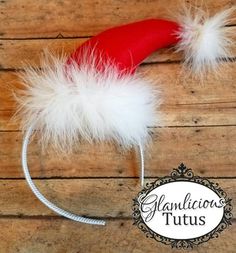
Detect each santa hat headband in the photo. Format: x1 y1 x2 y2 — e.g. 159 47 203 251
16 7 234 226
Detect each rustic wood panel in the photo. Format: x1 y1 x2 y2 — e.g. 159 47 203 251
0 178 235 217
1 63 235 112
0 218 235 253
3 103 236 131
0 39 181 69
0 27 236 69
0 27 235 69
0 0 235 39
1 126 236 178
1 1 235 252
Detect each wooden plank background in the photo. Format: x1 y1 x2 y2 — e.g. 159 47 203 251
0 0 236 252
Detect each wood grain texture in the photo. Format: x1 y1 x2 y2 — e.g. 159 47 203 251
0 38 180 69
0 27 235 69
0 0 235 39
0 26 236 70
3 102 236 131
0 178 235 217
0 218 235 253
1 62 236 111
0 1 235 252
1 126 236 178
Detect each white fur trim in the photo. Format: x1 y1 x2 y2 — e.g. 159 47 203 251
176 7 235 74
16 51 160 152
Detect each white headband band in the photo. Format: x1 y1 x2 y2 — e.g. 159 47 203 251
22 124 145 225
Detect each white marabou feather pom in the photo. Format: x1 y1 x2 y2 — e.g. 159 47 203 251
176 7 235 75
15 51 160 153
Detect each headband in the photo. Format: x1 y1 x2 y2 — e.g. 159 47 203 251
16 7 234 225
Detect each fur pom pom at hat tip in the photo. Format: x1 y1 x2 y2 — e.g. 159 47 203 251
175 7 235 75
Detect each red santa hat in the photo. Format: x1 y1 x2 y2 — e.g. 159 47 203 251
16 7 234 225
17 7 234 153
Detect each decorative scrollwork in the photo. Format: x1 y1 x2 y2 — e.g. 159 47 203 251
132 163 233 249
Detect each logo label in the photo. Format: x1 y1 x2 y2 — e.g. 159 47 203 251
133 164 233 249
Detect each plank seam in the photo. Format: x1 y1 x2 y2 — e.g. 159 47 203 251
0 215 235 222
0 23 235 40
2 124 236 133
0 57 235 71
1 176 236 180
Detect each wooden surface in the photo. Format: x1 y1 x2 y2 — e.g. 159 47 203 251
0 1 236 252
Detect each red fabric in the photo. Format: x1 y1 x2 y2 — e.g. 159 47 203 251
67 19 181 74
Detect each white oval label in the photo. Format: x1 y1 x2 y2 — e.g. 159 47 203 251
133 164 232 249
139 181 224 239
